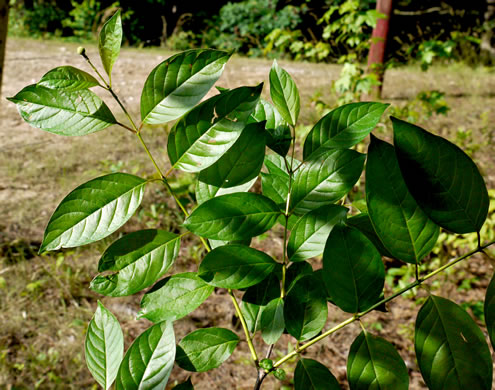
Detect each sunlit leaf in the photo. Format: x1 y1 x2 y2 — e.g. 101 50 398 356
116 322 175 390
90 230 181 297
261 154 300 208
176 328 239 372
40 173 146 253
415 295 492 390
141 49 231 124
269 59 300 125
138 272 214 323
38 66 100 91
195 121 266 204
303 102 388 159
85 302 123 390
392 117 489 233
287 204 348 262
167 85 262 172
8 85 116 136
98 10 122 82
290 148 365 214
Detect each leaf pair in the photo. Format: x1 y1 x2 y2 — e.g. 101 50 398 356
86 303 175 390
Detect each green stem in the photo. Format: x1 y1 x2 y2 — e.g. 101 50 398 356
272 239 495 369
229 289 259 364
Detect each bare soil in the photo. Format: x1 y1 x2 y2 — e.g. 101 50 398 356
1 37 495 389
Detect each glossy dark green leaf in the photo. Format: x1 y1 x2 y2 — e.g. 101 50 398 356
7 85 116 136
116 322 175 390
241 273 280 333
184 193 280 241
40 173 146 253
415 295 492 390
348 331 408 390
141 49 231 124
138 272 214 323
195 121 266 204
269 60 300 126
198 244 278 289
303 102 388 159
167 85 262 172
260 298 285 345
176 328 239 372
284 274 328 341
285 261 313 295
261 154 300 208
392 117 489 233
38 66 100 91
90 230 181 297
322 225 384 313
345 213 395 258
249 99 291 156
288 205 348 262
366 135 439 264
484 272 495 349
290 148 365 215
98 10 122 82
85 302 124 390
294 358 341 390
173 378 194 389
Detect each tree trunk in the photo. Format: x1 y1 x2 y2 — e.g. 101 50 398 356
0 0 8 99
366 0 393 99
481 0 495 58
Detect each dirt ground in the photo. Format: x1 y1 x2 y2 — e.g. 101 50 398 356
1 37 495 389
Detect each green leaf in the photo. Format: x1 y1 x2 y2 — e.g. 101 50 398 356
98 10 122 82
241 273 280 333
38 66 100 91
285 261 313 294
176 328 239 372
249 99 291 156
261 154 300 208
85 302 124 390
392 117 489 233
195 121 266 204
347 331 408 390
303 102 388 159
415 295 492 390
8 85 116 136
294 358 341 390
284 274 328 341
269 60 300 126
366 135 439 264
208 237 252 250
138 272 214 323
173 378 194 390
90 230 181 297
290 149 365 215
116 321 175 390
167 85 262 172
183 193 280 241
322 225 384 313
287 205 348 262
198 244 278 289
141 49 231 124
260 298 285 345
484 272 495 349
40 173 146 253
345 213 395 258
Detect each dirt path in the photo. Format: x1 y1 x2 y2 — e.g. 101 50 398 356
1 38 495 389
